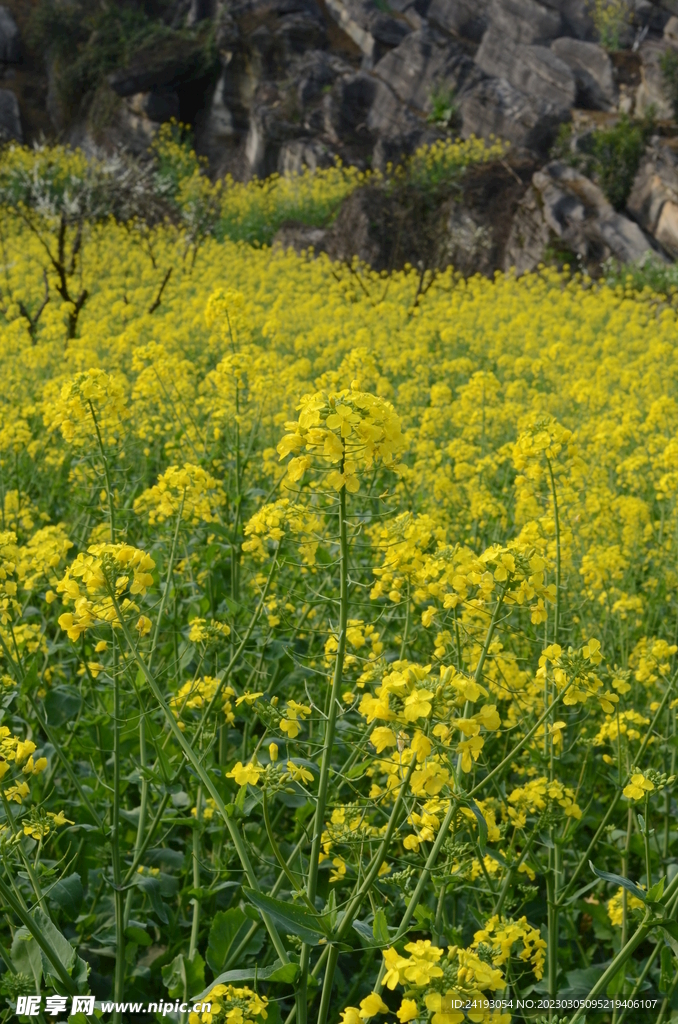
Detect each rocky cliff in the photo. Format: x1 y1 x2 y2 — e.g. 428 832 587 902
3 0 678 277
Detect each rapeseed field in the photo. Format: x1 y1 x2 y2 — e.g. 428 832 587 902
0 137 677 1024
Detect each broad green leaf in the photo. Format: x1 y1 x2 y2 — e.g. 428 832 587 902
662 922 678 957
48 872 84 919
206 908 247 973
589 862 646 902
242 887 330 945
44 685 81 726
352 920 373 947
32 908 75 984
11 928 42 992
372 909 390 946
125 925 152 947
162 952 205 1000
646 877 665 904
194 960 299 1000
135 874 168 924
469 801 488 853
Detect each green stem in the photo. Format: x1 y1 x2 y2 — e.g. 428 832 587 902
298 485 349 1024
643 794 652 889
149 495 185 673
124 714 149 928
189 787 202 959
112 633 125 1020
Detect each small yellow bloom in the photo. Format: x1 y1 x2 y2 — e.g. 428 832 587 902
358 993 389 1019
226 761 263 787
286 761 314 785
397 999 418 1022
623 773 655 801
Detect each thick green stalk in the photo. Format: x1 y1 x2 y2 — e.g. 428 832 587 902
124 715 149 928
643 794 652 889
189 787 202 959
90 402 124 1023
298 486 349 1024
112 635 125 1022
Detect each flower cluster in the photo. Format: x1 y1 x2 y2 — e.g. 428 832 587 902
277 388 404 492
134 463 225 525
56 543 155 640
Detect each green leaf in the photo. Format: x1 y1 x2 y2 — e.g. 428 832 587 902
372 909 390 946
413 904 434 928
469 801 488 853
352 919 374 946
662 923 678 957
44 685 81 726
135 874 168 924
589 862 646 902
162 952 205 1000
11 928 42 992
646 877 665 904
324 890 337 932
125 925 152 947
206 909 247 973
194 960 299 1000
242 887 330 945
48 872 83 919
32 908 75 984
660 944 675 993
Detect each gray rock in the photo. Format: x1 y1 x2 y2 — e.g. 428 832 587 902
323 0 410 60
551 37 616 110
278 138 336 173
272 221 329 252
108 36 213 96
367 74 423 135
476 42 575 107
627 140 678 254
635 40 674 119
373 28 482 113
294 51 353 106
459 75 569 156
539 0 594 40
426 0 492 43
0 88 21 141
129 89 181 122
477 0 562 50
244 104 302 177
324 72 378 144
505 160 658 272
0 6 19 64
665 15 678 46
